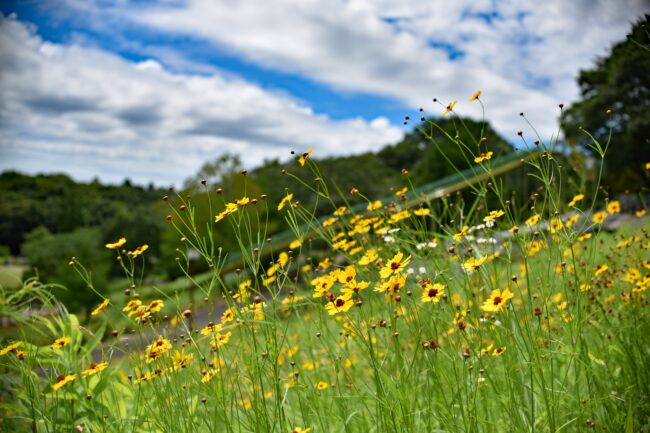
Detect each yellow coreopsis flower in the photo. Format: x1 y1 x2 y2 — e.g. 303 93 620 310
469 90 481 101
380 252 411 279
442 100 457 116
211 332 232 350
592 211 607 224
421 283 445 303
147 299 164 313
414 208 431 216
105 237 126 249
325 293 354 315
278 193 294 211
483 210 504 222
315 381 328 390
51 336 71 350
82 362 108 378
145 336 172 362
52 374 76 391
298 148 313 166
525 214 540 227
474 151 493 164
480 288 514 313
91 298 110 316
358 249 378 266
568 194 584 207
0 341 22 356
367 200 383 211
607 200 621 214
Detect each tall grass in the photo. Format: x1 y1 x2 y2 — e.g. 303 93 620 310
1 101 648 433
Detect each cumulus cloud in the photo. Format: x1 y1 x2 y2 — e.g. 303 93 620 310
0 15 403 185
131 0 647 138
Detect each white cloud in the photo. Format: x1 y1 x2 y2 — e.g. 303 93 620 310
131 0 647 139
0 14 403 186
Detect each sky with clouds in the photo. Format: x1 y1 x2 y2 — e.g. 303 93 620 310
0 0 647 186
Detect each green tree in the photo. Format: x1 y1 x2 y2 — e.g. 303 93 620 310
562 15 650 192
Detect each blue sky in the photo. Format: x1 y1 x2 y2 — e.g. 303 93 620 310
0 0 647 186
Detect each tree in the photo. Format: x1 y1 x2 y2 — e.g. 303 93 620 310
562 15 650 192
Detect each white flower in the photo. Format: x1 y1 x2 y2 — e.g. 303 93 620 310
418 267 426 274
406 268 415 275
383 236 395 243
388 228 401 234
485 220 495 228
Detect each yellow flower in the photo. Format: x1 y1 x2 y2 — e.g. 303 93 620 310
480 288 514 313
52 374 76 391
469 90 481 101
211 332 232 350
105 237 126 249
414 208 430 216
607 200 620 214
421 283 445 303
442 100 457 116
147 299 164 313
215 202 239 222
565 214 579 228
568 194 584 207
646 161 650 170
592 211 607 224
549 217 564 233
395 187 408 196
222 308 235 323
334 206 347 216
289 239 302 249
82 362 108 378
380 252 411 279
315 381 328 390
172 350 194 369
200 323 223 336
375 273 406 295
298 148 313 166
525 214 540 227
51 337 71 350
325 293 354 315
291 428 312 433
322 217 338 227
492 347 506 356
462 256 488 272
91 298 110 316
0 341 22 356
128 244 149 257
474 151 493 163
636 209 647 217
367 200 383 211
236 197 250 206
145 336 172 362
278 193 294 211
483 210 504 222
594 264 608 277
358 249 378 266
123 299 142 316
453 225 469 242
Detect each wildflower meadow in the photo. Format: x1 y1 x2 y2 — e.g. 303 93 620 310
1 89 649 433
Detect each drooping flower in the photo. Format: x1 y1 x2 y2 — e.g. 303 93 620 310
469 90 481 102
480 288 514 313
